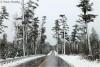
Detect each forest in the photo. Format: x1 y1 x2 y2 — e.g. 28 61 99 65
0 0 100 61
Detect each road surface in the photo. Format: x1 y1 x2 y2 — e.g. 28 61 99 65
15 51 71 67
38 55 71 67
15 55 71 67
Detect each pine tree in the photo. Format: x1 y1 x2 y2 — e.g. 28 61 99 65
59 14 69 54
15 0 39 55
29 17 39 54
0 6 8 59
0 6 8 33
26 0 39 55
0 34 7 59
38 16 47 54
90 28 99 59
71 24 79 54
52 19 61 53
77 0 97 56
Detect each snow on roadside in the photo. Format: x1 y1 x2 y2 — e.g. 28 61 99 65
0 59 4 62
0 55 45 67
47 51 52 55
47 50 58 56
54 51 58 55
58 55 100 67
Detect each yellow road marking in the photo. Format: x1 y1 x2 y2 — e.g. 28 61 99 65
38 59 47 67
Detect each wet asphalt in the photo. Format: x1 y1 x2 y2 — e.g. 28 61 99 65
14 55 71 67
38 55 71 67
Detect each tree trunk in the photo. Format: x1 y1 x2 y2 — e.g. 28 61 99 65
86 23 92 56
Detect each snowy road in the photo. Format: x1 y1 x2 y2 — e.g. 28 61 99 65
38 55 71 67
0 55 45 67
14 51 71 67
14 56 45 67
0 51 72 67
14 55 71 67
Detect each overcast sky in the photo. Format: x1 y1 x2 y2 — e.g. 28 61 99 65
0 0 100 45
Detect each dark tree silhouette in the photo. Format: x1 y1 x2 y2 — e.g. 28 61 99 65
0 34 7 59
71 24 79 54
52 19 61 53
59 15 69 54
14 0 39 55
90 28 99 59
77 0 97 56
0 6 8 33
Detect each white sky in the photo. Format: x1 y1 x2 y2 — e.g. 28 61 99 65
0 0 100 45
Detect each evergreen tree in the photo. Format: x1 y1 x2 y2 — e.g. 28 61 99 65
59 14 69 54
71 24 79 54
29 17 39 54
52 19 61 53
90 28 99 59
0 34 7 59
38 16 47 54
15 0 39 55
24 0 39 55
0 6 8 59
0 6 9 33
77 0 97 56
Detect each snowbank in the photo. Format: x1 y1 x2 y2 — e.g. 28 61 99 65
0 59 4 62
47 51 52 55
0 55 45 67
47 50 58 56
54 51 58 55
59 55 100 67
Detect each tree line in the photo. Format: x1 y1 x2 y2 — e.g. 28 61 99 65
0 0 99 60
52 0 99 60
0 0 52 59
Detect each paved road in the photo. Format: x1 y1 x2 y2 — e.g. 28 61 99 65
14 51 71 67
15 55 71 67
38 55 71 67
14 57 45 67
